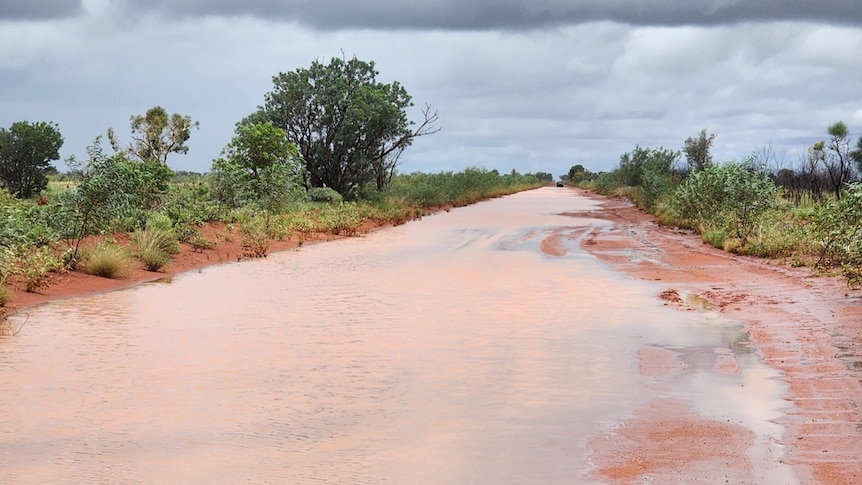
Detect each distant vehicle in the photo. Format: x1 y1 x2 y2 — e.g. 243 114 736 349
556 181 564 187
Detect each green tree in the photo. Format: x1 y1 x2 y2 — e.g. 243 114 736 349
211 122 306 212
108 106 199 165
823 121 853 200
0 121 63 198
253 55 438 196
683 129 716 172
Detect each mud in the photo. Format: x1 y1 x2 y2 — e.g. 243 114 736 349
573 190 862 485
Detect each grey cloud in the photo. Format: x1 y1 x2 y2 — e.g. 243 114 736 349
0 0 83 20
122 0 862 30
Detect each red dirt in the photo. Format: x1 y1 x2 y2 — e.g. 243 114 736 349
574 189 862 485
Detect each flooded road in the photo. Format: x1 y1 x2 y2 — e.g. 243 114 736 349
1 188 795 483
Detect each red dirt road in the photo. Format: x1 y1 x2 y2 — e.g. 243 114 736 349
573 190 862 485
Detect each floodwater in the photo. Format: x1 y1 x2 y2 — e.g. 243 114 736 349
1 188 794 483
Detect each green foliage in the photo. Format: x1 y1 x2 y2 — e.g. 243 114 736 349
318 204 363 235
16 246 64 293
54 137 172 262
813 182 862 284
0 284 8 307
309 186 343 204
670 160 779 243
239 215 270 258
385 168 543 208
108 106 199 165
161 182 220 226
1 189 56 248
84 242 130 279
682 129 716 171
255 55 438 195
562 164 596 185
0 121 64 198
211 123 306 212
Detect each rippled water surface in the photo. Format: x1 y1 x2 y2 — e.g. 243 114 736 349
1 188 790 483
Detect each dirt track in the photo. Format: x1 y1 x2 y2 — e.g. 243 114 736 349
573 189 862 484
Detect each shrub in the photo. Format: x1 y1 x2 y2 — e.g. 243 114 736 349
18 246 64 293
240 215 270 258
670 160 779 243
84 243 131 278
133 227 179 272
0 285 9 307
309 186 343 204
813 182 862 284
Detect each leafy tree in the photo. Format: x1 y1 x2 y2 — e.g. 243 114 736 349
0 121 63 198
534 172 554 182
253 55 439 196
211 122 306 212
108 106 199 165
683 129 716 172
851 135 862 174
822 121 854 200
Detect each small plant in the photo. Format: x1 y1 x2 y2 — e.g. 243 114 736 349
0 285 9 307
240 216 269 258
18 246 64 293
84 243 130 278
188 232 217 252
132 227 179 272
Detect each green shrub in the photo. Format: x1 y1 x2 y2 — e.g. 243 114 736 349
309 186 343 204
0 285 9 306
84 243 131 278
670 160 778 243
813 182 862 284
18 246 64 292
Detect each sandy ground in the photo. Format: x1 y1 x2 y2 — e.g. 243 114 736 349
3 190 861 484
569 189 862 485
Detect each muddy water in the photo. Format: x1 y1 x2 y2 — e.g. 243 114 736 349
1 188 795 484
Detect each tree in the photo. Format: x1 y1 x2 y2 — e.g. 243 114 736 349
683 129 716 172
211 122 306 212
0 121 63 198
108 106 199 165
563 164 596 184
823 121 854 200
254 55 439 196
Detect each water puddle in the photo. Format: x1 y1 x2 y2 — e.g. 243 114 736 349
0 188 794 483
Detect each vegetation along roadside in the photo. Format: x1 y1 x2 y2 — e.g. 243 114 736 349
0 55 548 323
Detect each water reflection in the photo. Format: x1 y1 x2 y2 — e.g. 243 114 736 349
1 188 791 484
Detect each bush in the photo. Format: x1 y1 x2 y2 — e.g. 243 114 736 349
0 285 9 307
813 182 862 284
670 160 778 243
240 215 270 258
84 243 131 278
309 186 343 204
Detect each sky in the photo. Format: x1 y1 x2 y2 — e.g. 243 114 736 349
1 0 861 178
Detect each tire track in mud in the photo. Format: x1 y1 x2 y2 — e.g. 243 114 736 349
573 190 862 485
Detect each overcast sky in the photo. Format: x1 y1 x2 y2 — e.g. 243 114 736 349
2 0 861 177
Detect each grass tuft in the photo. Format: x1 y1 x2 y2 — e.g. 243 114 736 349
84 243 131 279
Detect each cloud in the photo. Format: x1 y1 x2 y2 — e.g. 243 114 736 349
123 0 862 30
0 0 83 20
